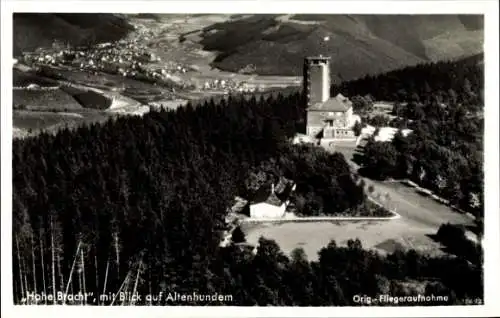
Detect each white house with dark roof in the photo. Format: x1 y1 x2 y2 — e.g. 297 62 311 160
248 178 296 219
303 56 357 140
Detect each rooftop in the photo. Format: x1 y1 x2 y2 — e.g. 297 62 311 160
250 177 296 207
265 191 284 207
308 94 352 112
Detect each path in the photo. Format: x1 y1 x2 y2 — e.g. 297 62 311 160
332 141 475 235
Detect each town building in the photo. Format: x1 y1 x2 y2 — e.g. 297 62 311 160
304 56 357 140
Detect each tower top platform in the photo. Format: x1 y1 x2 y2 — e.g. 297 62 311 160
304 56 331 61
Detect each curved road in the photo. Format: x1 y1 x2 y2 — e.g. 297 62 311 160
333 142 476 237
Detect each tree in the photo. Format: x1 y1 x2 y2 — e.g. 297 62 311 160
231 226 246 244
291 247 308 264
462 78 476 102
352 120 363 136
367 185 374 194
363 141 398 180
351 95 373 114
368 115 391 127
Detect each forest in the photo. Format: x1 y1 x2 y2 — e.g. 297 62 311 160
241 146 369 217
12 91 363 305
335 53 483 108
12 54 484 305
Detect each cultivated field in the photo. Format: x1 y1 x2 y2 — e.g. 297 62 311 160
13 89 83 111
14 111 85 133
13 110 110 138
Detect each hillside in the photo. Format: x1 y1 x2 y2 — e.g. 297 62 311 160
199 14 484 80
13 14 483 81
12 69 483 305
13 13 134 56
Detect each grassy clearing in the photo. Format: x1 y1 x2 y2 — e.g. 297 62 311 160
244 218 445 261
13 68 59 87
13 110 110 136
13 111 85 131
13 89 83 111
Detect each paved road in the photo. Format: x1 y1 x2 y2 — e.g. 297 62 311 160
365 179 473 228
331 142 475 231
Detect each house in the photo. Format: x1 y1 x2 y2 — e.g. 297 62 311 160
306 93 356 139
303 56 357 140
248 177 296 219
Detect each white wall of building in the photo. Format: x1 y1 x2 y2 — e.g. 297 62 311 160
308 62 329 104
250 203 286 219
322 63 330 102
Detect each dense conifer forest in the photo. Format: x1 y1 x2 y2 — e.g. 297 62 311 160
335 54 483 107
12 54 484 305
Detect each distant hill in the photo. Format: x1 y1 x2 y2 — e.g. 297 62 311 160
198 14 484 80
13 13 134 56
13 13 484 82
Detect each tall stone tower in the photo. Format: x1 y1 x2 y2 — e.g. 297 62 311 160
303 56 331 107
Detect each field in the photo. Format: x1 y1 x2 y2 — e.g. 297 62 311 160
243 219 444 261
13 89 83 111
40 66 175 93
13 68 59 87
13 110 110 138
14 111 84 132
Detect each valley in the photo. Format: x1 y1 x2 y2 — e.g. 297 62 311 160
12 13 482 138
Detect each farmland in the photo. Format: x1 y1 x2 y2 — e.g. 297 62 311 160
13 110 110 138
13 89 83 111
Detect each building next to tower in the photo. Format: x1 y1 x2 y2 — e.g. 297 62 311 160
303 56 358 140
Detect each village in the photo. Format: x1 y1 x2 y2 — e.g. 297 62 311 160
19 37 262 98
